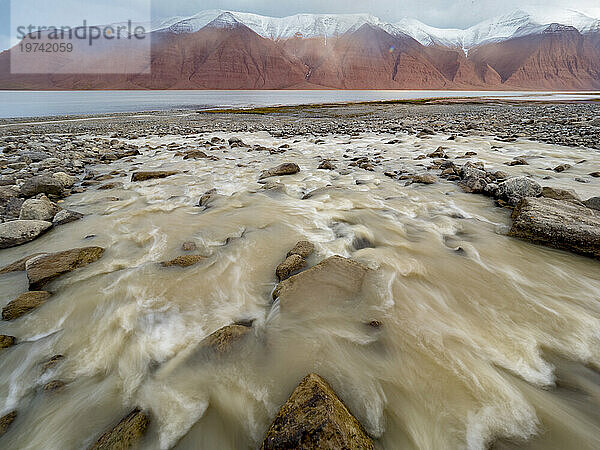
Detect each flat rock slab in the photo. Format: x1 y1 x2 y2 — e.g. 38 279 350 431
131 171 178 182
26 247 105 289
261 373 373 450
0 253 45 274
0 220 53 249
2 291 51 320
509 197 600 258
89 408 149 450
259 163 300 180
273 256 369 304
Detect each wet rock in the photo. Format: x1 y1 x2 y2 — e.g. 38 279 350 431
261 373 373 450
286 241 315 259
584 197 600 211
505 158 528 166
181 241 197 252
276 254 306 281
41 354 65 372
318 160 336 170
131 171 178 182
228 137 245 147
273 256 369 302
412 174 437 184
496 177 542 206
0 220 53 249
198 189 218 208
0 253 45 274
259 163 300 180
2 291 52 320
427 147 448 158
509 197 600 258
458 176 487 194
43 380 66 392
197 324 252 355
0 335 16 349
89 408 150 450
0 186 20 207
553 164 571 173
19 196 60 222
20 175 65 198
590 172 600 178
0 411 17 437
53 209 84 226
160 255 205 268
98 182 124 190
541 187 580 202
26 247 105 289
352 236 375 250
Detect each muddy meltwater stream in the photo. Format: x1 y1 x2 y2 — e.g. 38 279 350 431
1 130 599 449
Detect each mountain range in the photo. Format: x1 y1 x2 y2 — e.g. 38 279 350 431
1 7 599 90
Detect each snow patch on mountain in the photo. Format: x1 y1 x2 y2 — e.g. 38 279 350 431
152 7 600 49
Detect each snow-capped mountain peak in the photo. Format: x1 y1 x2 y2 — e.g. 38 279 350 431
152 7 600 48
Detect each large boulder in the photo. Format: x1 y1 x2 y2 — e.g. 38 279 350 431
259 163 300 180
584 197 600 211
496 177 542 206
20 175 65 198
261 373 373 450
19 196 60 221
89 408 149 450
131 171 178 182
0 220 52 249
26 247 105 289
2 291 51 320
273 256 369 304
52 172 77 189
509 197 600 258
541 187 581 203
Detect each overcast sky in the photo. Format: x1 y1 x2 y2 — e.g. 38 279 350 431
2 0 600 50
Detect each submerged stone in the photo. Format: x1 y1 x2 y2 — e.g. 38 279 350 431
0 335 16 349
259 163 300 180
0 411 17 437
261 373 373 450
131 171 178 182
160 255 205 268
2 291 52 320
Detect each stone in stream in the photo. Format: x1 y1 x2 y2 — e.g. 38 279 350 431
259 163 300 180
160 255 205 268
2 291 52 320
276 254 306 281
53 209 84 226
273 256 369 303
43 380 66 392
0 220 53 249
26 247 105 289
261 373 373 450
0 253 45 274
318 160 336 170
0 334 16 349
0 411 17 437
19 196 61 222
197 324 252 355
181 241 197 252
41 354 65 372
411 174 437 184
287 241 315 259
89 408 150 450
509 197 600 258
130 171 178 182
553 163 571 173
496 177 542 206
20 174 65 198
